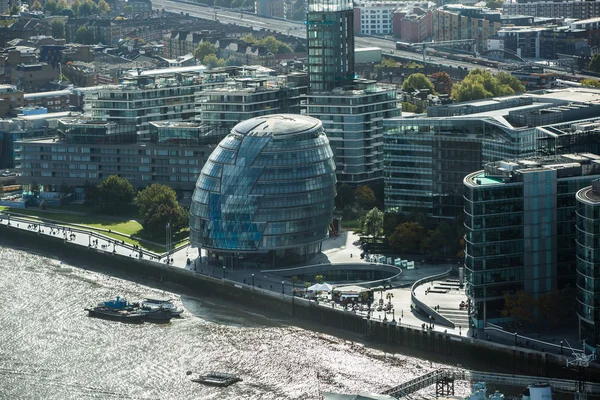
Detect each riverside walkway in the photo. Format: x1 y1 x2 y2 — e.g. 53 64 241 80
381 368 600 398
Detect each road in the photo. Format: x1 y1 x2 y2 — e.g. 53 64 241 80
153 0 600 79
152 0 502 72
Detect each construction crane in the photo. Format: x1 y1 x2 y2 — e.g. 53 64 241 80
410 39 477 61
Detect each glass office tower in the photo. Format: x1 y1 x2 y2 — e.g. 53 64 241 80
576 179 600 349
306 0 355 92
189 114 337 268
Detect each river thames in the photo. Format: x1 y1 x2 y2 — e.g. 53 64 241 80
0 244 469 400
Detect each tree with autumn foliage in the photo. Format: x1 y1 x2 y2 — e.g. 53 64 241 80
431 71 453 95
354 185 376 209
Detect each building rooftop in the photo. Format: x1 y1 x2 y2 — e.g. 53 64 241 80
150 121 203 128
577 180 600 204
232 114 321 138
465 153 600 187
24 90 71 99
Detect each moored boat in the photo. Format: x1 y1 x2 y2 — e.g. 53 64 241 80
142 295 184 317
84 306 145 323
189 371 242 387
139 304 173 323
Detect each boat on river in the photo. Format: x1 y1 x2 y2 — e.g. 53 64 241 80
142 295 184 317
84 306 145 323
189 371 242 387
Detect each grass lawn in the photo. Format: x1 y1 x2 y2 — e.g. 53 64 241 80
342 218 362 230
0 206 189 254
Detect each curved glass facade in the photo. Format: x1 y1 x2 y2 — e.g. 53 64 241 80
576 181 600 346
190 114 336 268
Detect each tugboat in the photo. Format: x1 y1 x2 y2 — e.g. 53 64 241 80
142 295 184 317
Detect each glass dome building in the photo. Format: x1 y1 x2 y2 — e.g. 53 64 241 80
190 114 337 268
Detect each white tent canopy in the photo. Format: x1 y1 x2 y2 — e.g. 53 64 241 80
307 282 334 292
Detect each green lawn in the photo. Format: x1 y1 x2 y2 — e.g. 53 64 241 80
342 219 362 230
0 206 189 254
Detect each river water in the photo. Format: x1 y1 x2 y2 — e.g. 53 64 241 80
0 244 468 400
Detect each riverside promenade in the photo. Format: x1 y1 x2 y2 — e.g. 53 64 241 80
0 210 586 359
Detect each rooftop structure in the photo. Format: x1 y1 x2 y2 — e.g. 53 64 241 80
189 114 336 268
464 154 600 328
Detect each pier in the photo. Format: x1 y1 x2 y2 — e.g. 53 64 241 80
381 369 600 398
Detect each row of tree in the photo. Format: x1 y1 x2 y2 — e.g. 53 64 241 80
399 69 526 102
502 287 575 326
193 35 295 67
83 175 187 238
40 0 110 17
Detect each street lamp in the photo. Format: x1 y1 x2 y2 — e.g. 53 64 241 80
560 340 564 355
281 281 285 294
514 332 518 346
392 309 395 323
252 273 255 287
429 315 432 329
223 266 226 279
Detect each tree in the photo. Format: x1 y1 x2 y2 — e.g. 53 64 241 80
98 0 110 13
75 26 94 45
431 71 453 94
45 0 57 14
501 290 535 324
315 274 324 283
30 0 42 11
335 183 355 210
135 183 187 238
486 0 503 8
10 4 20 14
421 227 446 257
451 68 525 102
30 181 40 196
71 0 80 15
388 222 424 254
354 185 375 209
60 7 74 17
59 181 74 197
193 41 217 61
581 79 600 88
203 54 226 68
402 73 435 92
361 207 384 238
123 4 133 15
51 20 65 39
93 175 135 211
401 102 417 113
225 56 238 66
588 54 600 73
57 0 68 11
375 57 398 70
294 41 306 53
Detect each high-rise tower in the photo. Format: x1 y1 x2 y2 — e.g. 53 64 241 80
306 0 355 92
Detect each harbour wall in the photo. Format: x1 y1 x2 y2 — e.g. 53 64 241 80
2 224 599 383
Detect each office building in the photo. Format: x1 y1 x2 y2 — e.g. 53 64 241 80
464 154 600 328
197 68 307 138
576 179 600 350
189 114 337 268
306 80 400 183
85 68 204 141
306 0 400 184
383 88 600 218
306 0 355 92
15 118 219 201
